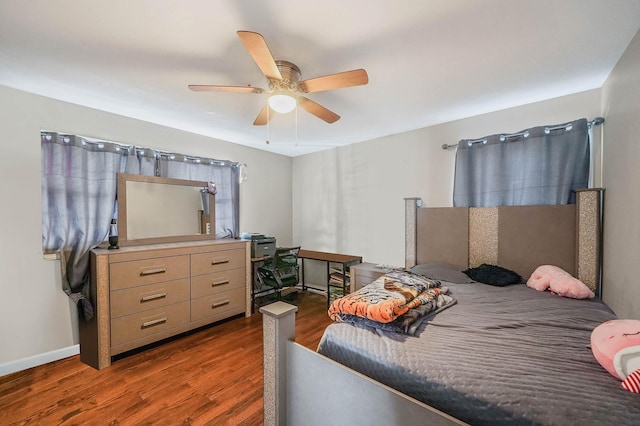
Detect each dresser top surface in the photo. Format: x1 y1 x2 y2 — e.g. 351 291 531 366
92 239 247 256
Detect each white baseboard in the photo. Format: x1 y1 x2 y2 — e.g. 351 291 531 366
305 287 327 295
0 345 80 377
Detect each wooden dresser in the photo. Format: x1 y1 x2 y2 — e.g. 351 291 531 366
80 239 250 369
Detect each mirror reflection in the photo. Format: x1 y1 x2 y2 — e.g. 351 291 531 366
117 174 215 246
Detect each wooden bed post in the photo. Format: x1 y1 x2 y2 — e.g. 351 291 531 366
260 301 298 426
404 197 421 269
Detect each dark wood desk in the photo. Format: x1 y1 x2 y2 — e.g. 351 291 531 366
297 249 362 307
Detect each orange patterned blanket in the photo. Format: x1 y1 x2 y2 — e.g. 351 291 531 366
328 270 456 334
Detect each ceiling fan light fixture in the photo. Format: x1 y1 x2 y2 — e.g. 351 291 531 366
190 32 367 125
268 94 296 113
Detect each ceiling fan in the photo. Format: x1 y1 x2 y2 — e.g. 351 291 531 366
189 31 369 125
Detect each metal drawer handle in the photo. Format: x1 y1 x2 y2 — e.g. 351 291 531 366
141 317 167 329
140 293 167 303
212 300 230 308
211 258 230 265
211 279 230 287
140 267 167 276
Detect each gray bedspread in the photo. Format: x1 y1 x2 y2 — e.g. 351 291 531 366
317 282 640 425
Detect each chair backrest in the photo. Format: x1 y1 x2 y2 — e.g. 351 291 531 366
271 246 300 272
259 246 301 288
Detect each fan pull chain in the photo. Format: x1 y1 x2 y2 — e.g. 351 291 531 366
295 102 298 147
265 101 270 144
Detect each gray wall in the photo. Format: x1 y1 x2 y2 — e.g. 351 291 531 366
601 29 640 319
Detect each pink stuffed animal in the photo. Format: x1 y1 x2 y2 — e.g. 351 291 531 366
591 319 640 393
526 265 594 299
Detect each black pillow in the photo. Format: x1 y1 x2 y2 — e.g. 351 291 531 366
463 264 523 286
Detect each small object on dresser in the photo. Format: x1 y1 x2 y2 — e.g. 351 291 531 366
207 180 217 195
108 219 119 250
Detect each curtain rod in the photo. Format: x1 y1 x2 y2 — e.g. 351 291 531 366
42 131 241 167
441 117 605 150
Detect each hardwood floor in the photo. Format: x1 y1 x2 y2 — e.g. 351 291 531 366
0 292 332 426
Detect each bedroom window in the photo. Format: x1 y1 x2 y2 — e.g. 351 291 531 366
453 118 591 207
41 131 241 319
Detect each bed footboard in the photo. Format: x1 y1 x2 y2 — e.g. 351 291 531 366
260 302 465 426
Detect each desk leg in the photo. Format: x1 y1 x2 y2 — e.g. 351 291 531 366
342 262 347 299
326 261 331 308
300 258 306 292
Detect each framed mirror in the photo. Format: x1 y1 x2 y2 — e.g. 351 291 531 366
117 173 215 246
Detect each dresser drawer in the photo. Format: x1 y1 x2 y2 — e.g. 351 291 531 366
110 255 190 290
110 278 190 319
191 249 245 276
111 301 190 347
191 268 245 299
191 287 245 322
355 271 384 285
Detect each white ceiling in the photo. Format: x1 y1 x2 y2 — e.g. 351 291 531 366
1 1 639 157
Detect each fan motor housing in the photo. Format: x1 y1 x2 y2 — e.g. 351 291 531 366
276 60 301 82
269 60 301 92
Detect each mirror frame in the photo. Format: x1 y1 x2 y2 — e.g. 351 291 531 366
117 173 216 246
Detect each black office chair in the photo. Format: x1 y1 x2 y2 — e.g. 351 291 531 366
257 246 301 302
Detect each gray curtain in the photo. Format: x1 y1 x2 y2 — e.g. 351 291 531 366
125 148 158 176
42 132 131 319
158 156 240 238
453 118 589 207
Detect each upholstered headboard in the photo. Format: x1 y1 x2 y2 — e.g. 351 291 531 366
404 189 603 294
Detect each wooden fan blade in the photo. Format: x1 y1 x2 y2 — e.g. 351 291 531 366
253 104 271 126
299 97 340 123
298 69 368 93
188 85 264 94
237 31 282 81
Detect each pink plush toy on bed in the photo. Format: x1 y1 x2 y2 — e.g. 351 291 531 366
526 265 594 299
591 319 640 393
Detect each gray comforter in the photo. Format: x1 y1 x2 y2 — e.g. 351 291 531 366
317 282 640 425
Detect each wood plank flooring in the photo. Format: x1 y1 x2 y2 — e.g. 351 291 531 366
0 292 333 426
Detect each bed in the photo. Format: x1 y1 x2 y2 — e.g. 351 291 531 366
260 188 640 425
